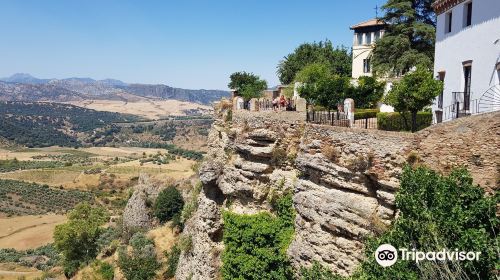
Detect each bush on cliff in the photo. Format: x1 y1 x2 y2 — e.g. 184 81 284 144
153 186 184 224
222 194 295 280
354 166 499 279
118 233 160 280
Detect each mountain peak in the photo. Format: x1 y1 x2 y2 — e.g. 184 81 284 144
1 73 50 84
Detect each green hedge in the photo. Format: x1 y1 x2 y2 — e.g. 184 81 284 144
354 109 379 120
377 112 432 132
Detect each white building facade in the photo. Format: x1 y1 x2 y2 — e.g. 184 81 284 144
432 0 500 123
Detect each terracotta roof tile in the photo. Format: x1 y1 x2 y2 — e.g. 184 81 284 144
350 19 386 29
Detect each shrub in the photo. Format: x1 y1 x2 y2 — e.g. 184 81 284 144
377 112 432 132
164 244 181 278
300 261 344 280
354 166 499 279
179 234 193 253
90 261 114 280
321 145 340 162
118 233 160 280
153 186 184 223
354 109 379 120
221 194 295 280
181 182 202 224
271 147 288 166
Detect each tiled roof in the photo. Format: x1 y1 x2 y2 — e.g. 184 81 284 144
350 19 386 29
432 0 467 14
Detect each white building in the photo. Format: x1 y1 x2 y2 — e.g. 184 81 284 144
432 0 500 123
350 19 386 79
350 19 394 112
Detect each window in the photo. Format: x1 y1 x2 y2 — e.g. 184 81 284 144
464 2 472 27
445 11 453 33
374 31 380 41
437 72 445 109
356 33 363 45
366 33 372 45
363 59 371 73
463 64 472 111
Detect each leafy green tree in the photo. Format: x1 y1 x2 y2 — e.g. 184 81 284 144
383 68 442 131
53 202 109 277
153 186 184 223
277 40 351 84
240 78 267 101
355 166 499 280
295 63 349 110
372 0 436 76
222 194 295 280
118 233 160 280
349 76 386 109
228 71 267 101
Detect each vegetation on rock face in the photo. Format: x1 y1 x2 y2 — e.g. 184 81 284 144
277 40 351 85
300 261 343 280
153 186 185 224
383 68 443 132
118 232 160 280
164 244 181 278
331 166 499 280
222 194 295 280
181 181 202 224
372 0 436 76
228 71 267 101
54 202 109 277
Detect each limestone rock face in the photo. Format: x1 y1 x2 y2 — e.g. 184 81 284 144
122 174 163 232
176 109 497 278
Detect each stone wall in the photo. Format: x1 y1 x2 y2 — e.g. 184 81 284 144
175 109 499 279
414 111 499 192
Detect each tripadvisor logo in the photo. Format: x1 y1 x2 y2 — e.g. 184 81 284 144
375 244 398 267
375 244 481 267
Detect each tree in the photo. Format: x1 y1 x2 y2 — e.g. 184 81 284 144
372 0 436 76
118 233 160 280
228 71 267 101
153 186 184 223
277 40 351 85
54 202 109 277
349 76 386 109
295 63 349 111
355 166 499 279
383 68 442 131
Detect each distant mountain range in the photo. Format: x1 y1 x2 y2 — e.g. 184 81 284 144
0 73 230 105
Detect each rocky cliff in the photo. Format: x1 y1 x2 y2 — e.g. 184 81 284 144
175 107 499 279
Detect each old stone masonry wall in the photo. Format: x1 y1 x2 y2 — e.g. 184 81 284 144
175 108 499 280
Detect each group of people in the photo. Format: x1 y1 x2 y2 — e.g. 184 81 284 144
272 95 289 111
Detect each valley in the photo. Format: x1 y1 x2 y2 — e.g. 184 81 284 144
0 97 213 279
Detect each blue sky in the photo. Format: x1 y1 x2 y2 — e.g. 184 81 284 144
0 0 385 90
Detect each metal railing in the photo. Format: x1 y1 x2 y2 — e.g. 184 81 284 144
307 111 350 127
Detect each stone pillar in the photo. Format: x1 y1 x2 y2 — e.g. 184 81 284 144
249 98 258 111
295 97 307 112
344 98 355 128
232 97 238 111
